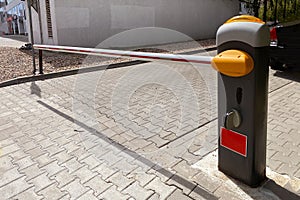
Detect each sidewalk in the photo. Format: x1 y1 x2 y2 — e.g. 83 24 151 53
0 47 299 199
0 35 28 48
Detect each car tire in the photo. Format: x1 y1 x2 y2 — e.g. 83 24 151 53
270 59 288 71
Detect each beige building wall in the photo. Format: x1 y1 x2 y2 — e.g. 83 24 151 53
31 0 240 47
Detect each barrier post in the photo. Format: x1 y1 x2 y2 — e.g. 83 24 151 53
213 15 270 187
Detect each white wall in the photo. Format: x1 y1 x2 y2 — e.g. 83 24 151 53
38 0 240 47
26 0 41 43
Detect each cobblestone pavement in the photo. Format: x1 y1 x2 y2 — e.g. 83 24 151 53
0 49 299 199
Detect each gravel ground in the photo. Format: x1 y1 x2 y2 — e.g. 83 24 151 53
0 38 215 83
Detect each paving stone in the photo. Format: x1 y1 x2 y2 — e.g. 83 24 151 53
97 151 122 167
124 138 152 151
0 155 15 173
93 163 119 180
116 148 141 163
19 164 46 181
106 172 134 191
80 154 102 170
123 181 154 200
277 163 300 177
50 169 76 188
110 125 127 135
192 171 222 193
295 169 300 178
51 151 74 165
136 143 160 156
189 185 216 200
0 126 19 138
103 120 117 129
38 138 56 150
0 177 33 199
0 120 12 130
166 174 196 195
11 187 43 200
17 140 38 152
214 184 244 200
167 189 194 200
28 172 55 192
98 185 130 200
64 142 82 153
147 193 160 200
61 178 89 200
111 134 128 144
83 175 112 196
25 147 47 159
0 143 21 157
77 190 99 200
266 149 277 159
71 165 98 184
48 131 65 140
60 158 85 173
172 160 199 179
0 167 24 188
145 177 176 199
37 182 68 200
80 139 99 151
287 151 300 166
119 131 138 142
148 135 169 147
41 160 65 177
34 153 54 168
53 136 72 146
45 144 65 157
146 167 174 183
127 167 156 187
149 151 181 168
111 159 138 175
0 138 15 148
14 135 33 146
10 131 25 140
67 147 91 161
14 155 36 170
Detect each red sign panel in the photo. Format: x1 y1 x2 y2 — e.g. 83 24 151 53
220 127 247 157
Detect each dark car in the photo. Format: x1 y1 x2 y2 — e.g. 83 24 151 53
269 21 300 70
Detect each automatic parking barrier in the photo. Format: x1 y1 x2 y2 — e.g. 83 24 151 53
33 15 270 187
215 15 270 187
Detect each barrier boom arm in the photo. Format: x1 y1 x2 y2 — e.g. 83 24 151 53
33 44 213 65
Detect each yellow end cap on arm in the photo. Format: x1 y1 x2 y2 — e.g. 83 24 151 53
212 50 254 77
225 15 265 24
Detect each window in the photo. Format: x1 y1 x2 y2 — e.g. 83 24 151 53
45 0 53 38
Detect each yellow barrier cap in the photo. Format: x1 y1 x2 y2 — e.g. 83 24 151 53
212 50 254 77
225 15 265 24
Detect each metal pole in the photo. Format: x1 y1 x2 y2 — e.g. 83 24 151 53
38 50 43 74
37 0 44 74
27 0 36 75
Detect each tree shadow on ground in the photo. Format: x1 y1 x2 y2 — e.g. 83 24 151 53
30 81 41 98
262 179 299 200
232 176 300 200
273 69 300 83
